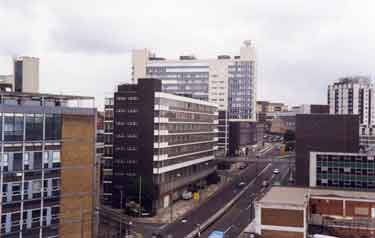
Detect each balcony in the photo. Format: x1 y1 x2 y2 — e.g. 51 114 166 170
157 166 216 195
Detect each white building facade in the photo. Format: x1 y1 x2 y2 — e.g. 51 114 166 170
132 41 257 152
328 77 375 147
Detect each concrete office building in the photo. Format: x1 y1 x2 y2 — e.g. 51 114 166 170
111 78 218 215
101 97 114 205
310 150 375 190
253 186 375 238
328 76 375 147
0 92 97 238
13 57 39 93
295 114 359 186
132 41 256 152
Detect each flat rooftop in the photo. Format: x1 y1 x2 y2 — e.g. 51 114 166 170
259 186 307 206
259 186 375 206
0 91 94 100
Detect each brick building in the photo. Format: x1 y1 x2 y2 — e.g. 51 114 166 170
254 186 375 238
0 92 97 238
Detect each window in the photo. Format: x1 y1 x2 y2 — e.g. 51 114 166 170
1 153 9 172
4 114 23 141
45 114 61 140
13 153 23 171
33 152 43 169
126 121 137 126
127 146 137 151
128 96 138 101
51 151 60 168
25 114 43 140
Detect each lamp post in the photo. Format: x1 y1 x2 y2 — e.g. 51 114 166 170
170 173 181 223
119 190 123 238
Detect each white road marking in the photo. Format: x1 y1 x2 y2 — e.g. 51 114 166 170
224 225 233 234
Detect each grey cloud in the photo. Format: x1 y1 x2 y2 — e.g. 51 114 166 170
1 0 375 108
49 15 134 54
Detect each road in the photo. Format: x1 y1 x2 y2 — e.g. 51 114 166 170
154 145 288 238
200 162 290 238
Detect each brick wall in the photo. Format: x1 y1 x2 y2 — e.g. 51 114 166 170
59 115 95 238
261 230 304 238
261 208 304 227
310 198 343 216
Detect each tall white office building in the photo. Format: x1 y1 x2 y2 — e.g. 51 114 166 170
328 76 375 147
132 41 257 152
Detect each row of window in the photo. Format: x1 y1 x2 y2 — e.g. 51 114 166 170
155 123 216 133
0 113 61 142
2 177 60 202
155 110 216 123
155 142 215 157
1 151 60 172
116 96 138 101
155 133 215 145
155 98 216 114
1 206 59 233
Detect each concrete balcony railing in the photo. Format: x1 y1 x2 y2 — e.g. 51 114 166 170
157 166 216 195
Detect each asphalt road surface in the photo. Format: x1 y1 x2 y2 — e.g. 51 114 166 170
200 162 290 238
156 146 287 238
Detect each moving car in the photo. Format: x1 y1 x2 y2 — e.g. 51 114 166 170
273 168 280 174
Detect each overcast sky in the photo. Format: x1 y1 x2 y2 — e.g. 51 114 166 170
1 0 375 109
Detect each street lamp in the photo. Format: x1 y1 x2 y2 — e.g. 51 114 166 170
170 173 181 223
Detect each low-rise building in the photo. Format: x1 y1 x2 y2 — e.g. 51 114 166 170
254 186 375 238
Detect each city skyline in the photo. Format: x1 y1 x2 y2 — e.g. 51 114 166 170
1 0 375 108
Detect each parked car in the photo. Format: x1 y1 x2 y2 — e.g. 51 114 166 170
239 163 247 170
237 182 246 188
182 191 193 200
273 168 280 174
262 180 269 187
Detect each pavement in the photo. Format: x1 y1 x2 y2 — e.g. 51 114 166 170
133 183 222 224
